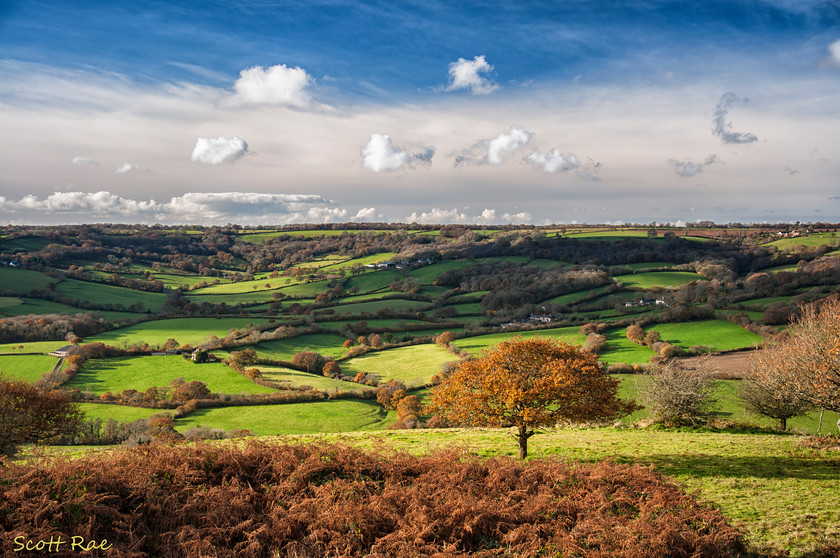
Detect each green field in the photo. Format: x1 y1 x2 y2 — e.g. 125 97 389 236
320 252 396 271
255 333 348 360
0 297 140 321
601 328 656 364
259 365 369 393
0 340 66 354
408 260 471 285
64 356 277 395
613 271 705 289
175 399 393 435
0 296 22 308
329 298 432 315
340 344 457 385
55 278 167 312
343 270 400 294
648 320 763 351
452 326 586 355
0 354 58 382
0 268 56 294
765 232 839 250
625 261 677 271
543 285 610 306
191 276 301 295
443 302 484 314
86 317 272 348
77 402 163 422
315 318 431 330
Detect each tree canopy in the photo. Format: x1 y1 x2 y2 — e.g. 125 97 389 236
426 337 638 458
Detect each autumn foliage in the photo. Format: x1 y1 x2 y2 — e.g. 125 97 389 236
426 337 638 458
0 441 745 557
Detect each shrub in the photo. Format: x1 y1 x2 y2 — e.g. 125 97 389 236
637 358 716 427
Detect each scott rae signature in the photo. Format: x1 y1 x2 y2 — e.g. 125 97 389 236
13 536 112 553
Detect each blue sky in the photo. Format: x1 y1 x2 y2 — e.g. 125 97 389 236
1 0 839 225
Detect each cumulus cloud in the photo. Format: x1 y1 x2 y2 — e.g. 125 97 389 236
455 125 532 167
524 149 581 173
71 157 96 166
232 64 313 108
407 207 532 225
712 92 758 144
190 136 249 165
361 134 435 172
406 208 469 224
0 191 347 225
667 154 719 177
445 55 499 95
829 39 840 66
115 163 142 174
352 207 381 222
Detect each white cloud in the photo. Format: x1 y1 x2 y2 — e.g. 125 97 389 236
524 149 581 173
0 191 346 225
190 136 249 165
115 163 142 174
667 154 718 177
71 157 96 166
232 64 313 109
455 125 532 166
502 211 532 224
406 208 469 224
361 134 435 172
712 92 758 144
829 39 840 65
352 207 381 221
445 55 499 95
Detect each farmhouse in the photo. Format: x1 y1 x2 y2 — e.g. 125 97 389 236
48 345 74 357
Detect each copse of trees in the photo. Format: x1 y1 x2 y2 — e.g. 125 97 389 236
426 338 638 458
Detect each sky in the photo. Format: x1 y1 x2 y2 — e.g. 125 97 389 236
1 0 839 226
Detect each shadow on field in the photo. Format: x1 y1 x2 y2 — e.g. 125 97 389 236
648 454 840 480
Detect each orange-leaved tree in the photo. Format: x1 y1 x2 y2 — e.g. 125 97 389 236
425 337 639 458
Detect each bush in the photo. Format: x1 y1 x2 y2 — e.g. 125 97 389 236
637 358 716 427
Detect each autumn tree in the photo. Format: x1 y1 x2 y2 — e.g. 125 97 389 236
764 297 840 430
740 345 812 431
0 379 85 457
626 325 645 345
638 358 715 426
426 338 638 459
436 331 456 346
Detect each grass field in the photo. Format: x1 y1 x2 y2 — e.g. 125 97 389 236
255 333 348 359
191 276 302 295
343 270 400 294
764 232 839 251
77 402 163 422
648 320 763 351
625 261 677 270
0 296 22 308
174 399 394 435
0 267 56 294
320 252 396 271
330 298 432 315
613 271 705 289
0 297 140 321
601 328 656 364
543 285 610 306
452 326 586 355
0 354 58 382
86 317 272 348
408 260 472 285
64 356 277 395
296 426 839 555
340 344 457 385
0 340 66 354
315 318 431 330
258 365 370 393
55 278 167 312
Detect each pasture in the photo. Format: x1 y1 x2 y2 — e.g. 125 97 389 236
258 365 369 393
64 356 277 395
0 354 58 382
55 278 167 312
0 267 56 294
340 344 457 386
329 298 431 315
613 271 705 289
77 402 163 422
648 320 763 351
86 317 272 348
451 326 585 355
255 333 348 360
174 399 393 435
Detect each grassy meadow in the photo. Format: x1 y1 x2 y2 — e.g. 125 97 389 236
0 354 58 382
85 317 272 348
340 344 457 385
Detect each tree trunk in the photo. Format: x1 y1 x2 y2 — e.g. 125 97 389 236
517 425 533 459
818 408 824 434
778 417 786 431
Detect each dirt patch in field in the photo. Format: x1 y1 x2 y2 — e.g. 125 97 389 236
676 350 754 379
